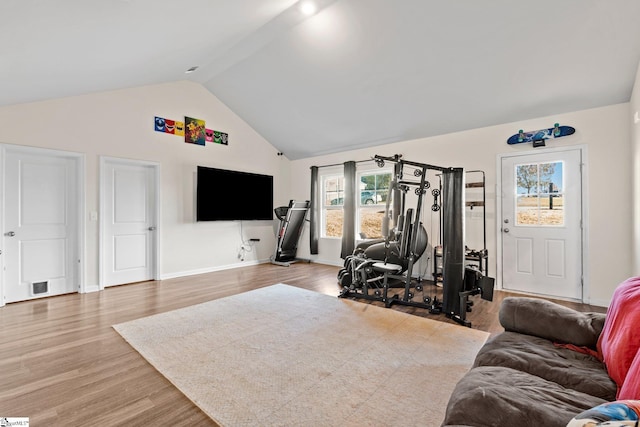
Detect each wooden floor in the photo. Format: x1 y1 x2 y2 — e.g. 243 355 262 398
0 263 606 426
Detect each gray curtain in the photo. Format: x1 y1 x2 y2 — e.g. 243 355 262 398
310 166 319 255
441 167 465 315
340 161 356 259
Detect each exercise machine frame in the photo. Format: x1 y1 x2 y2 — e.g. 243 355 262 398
339 155 463 313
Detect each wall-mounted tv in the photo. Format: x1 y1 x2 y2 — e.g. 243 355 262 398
196 166 273 221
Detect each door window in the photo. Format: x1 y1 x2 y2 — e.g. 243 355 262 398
515 161 564 226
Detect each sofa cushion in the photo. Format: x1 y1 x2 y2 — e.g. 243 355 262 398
499 297 605 347
443 366 607 427
597 276 640 393
473 332 617 400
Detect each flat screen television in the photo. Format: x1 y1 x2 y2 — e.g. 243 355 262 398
196 166 273 221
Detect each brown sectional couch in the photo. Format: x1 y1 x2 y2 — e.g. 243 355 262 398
442 296 613 427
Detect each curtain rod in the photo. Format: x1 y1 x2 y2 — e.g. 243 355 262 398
310 158 376 169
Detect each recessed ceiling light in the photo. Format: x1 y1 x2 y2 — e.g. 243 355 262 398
185 66 199 74
300 1 317 16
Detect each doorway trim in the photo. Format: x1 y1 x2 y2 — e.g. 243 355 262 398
0 143 86 307
98 156 161 290
496 144 590 303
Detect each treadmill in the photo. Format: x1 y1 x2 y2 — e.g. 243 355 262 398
271 200 310 266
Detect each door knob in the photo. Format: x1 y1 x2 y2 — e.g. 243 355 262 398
148 226 156 231
4 231 15 237
503 228 510 233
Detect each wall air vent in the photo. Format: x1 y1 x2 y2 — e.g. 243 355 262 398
32 281 49 295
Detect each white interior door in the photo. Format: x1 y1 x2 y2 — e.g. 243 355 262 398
101 159 157 287
4 149 78 303
501 148 583 300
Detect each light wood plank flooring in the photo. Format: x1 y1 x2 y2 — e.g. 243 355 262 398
0 263 606 426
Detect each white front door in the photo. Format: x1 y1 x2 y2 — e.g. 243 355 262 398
501 148 583 300
4 149 79 303
101 158 157 287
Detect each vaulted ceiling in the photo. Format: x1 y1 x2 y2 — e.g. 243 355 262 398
3 0 640 159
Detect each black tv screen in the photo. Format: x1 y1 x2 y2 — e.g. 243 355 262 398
196 166 273 221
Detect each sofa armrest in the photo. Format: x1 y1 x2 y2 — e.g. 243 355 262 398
498 297 606 347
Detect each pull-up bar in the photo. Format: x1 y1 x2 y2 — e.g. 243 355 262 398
373 154 449 173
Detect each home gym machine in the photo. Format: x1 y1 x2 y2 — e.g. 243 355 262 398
270 200 310 266
338 155 461 315
337 155 493 326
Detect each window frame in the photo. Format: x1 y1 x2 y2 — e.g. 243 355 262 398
356 167 392 240
318 165 393 240
320 169 345 239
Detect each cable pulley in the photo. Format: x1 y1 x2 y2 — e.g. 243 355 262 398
432 188 441 211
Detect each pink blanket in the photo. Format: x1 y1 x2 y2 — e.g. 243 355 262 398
597 276 640 399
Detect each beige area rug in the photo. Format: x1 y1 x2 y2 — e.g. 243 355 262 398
114 284 489 427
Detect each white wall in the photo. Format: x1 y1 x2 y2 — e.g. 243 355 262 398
0 79 633 306
631 61 640 275
0 81 289 287
290 103 632 306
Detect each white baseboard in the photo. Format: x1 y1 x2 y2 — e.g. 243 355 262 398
161 258 344 281
311 258 343 267
82 284 101 293
160 259 268 280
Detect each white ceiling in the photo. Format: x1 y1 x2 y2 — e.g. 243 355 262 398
3 0 640 159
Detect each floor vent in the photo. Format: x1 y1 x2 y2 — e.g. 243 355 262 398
32 281 49 295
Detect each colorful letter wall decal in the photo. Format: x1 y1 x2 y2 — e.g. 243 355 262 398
154 116 228 146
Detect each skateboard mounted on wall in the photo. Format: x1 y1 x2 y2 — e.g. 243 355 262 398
507 123 575 147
